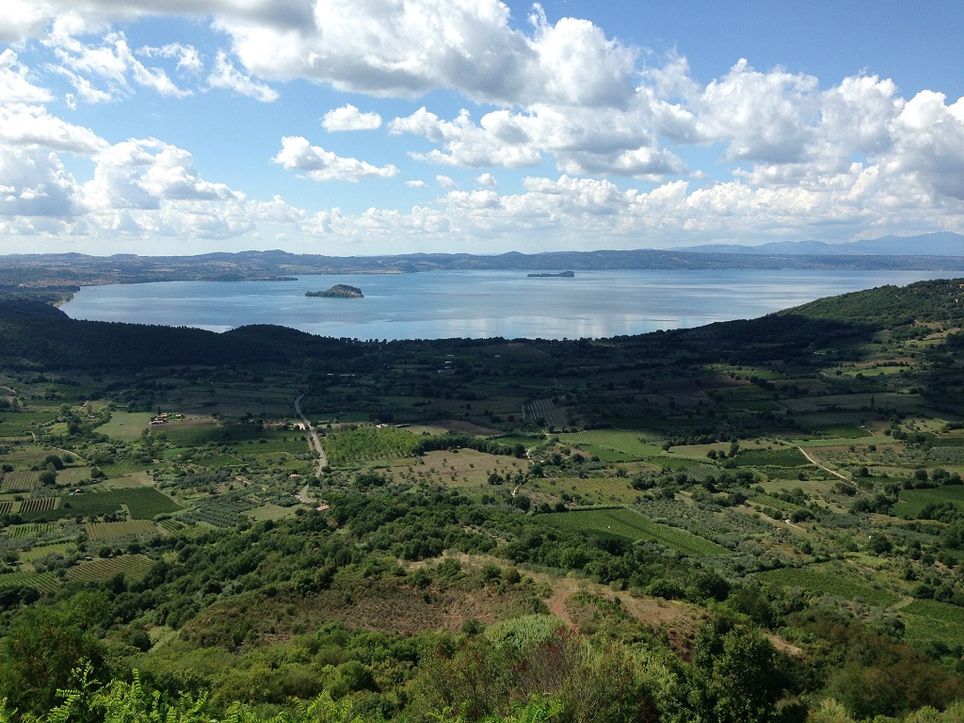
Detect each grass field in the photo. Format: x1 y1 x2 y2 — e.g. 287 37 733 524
893 485 962 518
86 520 158 541
0 571 60 592
247 503 299 521
55 467 92 485
558 430 661 462
543 476 640 505
94 412 153 441
540 507 728 556
324 426 420 466
65 554 153 582
756 564 900 606
384 449 527 490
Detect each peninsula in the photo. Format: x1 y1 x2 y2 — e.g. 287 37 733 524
306 284 364 298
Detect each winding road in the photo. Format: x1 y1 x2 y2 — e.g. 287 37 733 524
295 394 328 477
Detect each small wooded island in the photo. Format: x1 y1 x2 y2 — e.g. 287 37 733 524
305 284 364 298
527 270 575 278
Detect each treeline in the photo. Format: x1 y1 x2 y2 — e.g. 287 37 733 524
414 434 527 458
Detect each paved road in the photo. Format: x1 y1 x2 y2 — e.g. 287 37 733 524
295 394 328 477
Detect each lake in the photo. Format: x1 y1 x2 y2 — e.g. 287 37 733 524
61 269 944 341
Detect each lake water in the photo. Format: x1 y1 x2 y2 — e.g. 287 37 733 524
61 269 944 340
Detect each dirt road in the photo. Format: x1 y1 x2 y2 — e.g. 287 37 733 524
295 394 328 477
797 446 850 481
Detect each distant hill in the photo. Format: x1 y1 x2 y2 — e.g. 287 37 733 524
683 231 964 256
4 240 964 291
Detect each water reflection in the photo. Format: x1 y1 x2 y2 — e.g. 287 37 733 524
61 269 940 341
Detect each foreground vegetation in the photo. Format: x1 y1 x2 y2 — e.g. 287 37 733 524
0 279 962 721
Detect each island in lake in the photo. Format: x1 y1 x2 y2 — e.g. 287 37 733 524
527 270 575 278
305 284 364 298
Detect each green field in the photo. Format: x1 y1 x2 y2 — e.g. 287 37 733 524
65 554 153 582
6 523 57 538
557 430 661 462
20 542 71 562
86 520 158 541
94 412 153 441
22 488 180 521
756 564 900 606
323 426 420 466
893 485 963 518
540 507 728 556
0 410 58 436
900 599 964 647
0 571 60 592
181 498 255 527
731 447 808 467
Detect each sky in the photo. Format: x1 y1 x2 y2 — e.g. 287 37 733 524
0 1 962 256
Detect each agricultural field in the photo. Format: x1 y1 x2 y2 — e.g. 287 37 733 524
557 429 662 462
85 520 158 542
323 426 420 466
0 470 39 493
94 412 153 441
522 399 568 429
19 497 59 517
540 507 728 556
246 503 299 521
5 523 57 539
383 448 528 491
65 554 153 582
54 466 92 485
19 542 71 563
755 564 901 607
21 488 180 521
0 570 60 592
536 476 640 505
181 497 256 527
0 410 58 437
730 447 809 467
900 599 964 647
893 485 963 517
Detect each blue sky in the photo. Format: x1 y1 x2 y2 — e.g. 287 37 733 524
0 1 962 255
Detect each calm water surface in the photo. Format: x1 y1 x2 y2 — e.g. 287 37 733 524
61 269 942 340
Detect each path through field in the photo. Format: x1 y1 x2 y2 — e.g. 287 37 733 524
797 446 850 481
294 394 328 477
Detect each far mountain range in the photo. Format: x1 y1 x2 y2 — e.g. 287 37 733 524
683 231 963 256
1 232 962 289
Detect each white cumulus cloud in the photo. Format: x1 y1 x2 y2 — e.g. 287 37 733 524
272 136 398 182
321 104 382 132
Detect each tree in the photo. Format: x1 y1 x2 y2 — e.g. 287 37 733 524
693 624 783 723
0 595 108 715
